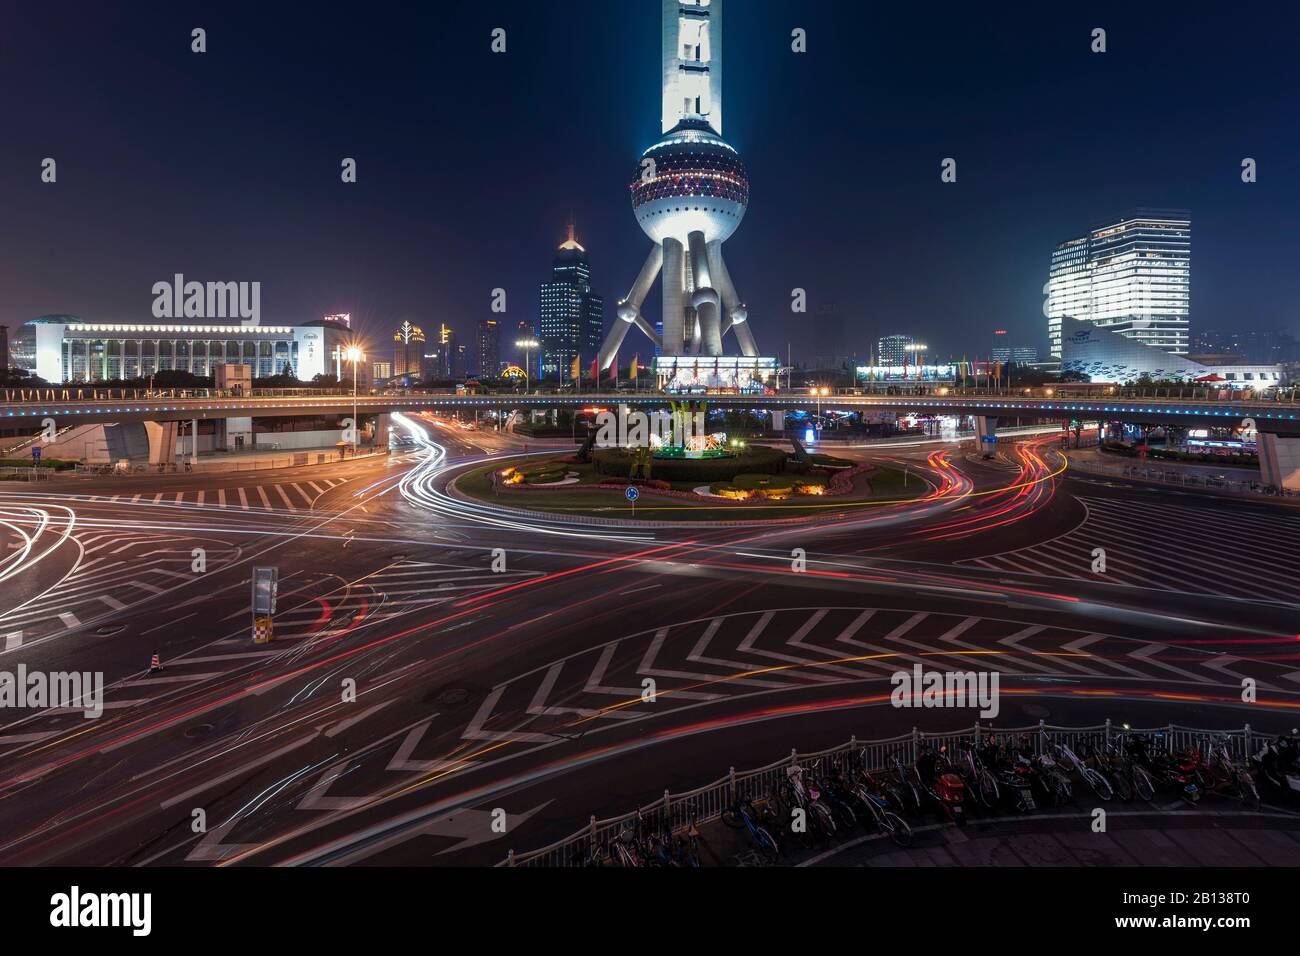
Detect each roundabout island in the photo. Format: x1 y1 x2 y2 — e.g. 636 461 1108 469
450 441 928 523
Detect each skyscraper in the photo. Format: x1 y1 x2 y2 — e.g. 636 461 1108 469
477 318 501 377
538 222 603 379
1047 210 1191 359
437 323 461 378
393 320 426 377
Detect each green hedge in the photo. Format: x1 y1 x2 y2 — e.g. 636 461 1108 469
592 443 787 481
0 458 76 471
1101 441 1257 467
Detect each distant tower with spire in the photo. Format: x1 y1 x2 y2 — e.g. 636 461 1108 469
538 219 604 379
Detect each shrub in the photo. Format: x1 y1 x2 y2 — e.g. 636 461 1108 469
593 443 786 481
0 458 76 471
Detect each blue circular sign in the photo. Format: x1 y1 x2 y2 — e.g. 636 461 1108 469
625 486 640 502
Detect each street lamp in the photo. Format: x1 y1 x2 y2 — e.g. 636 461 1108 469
345 345 363 455
809 386 829 434
515 337 539 392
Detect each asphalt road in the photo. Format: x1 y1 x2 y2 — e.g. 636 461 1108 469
0 415 1296 866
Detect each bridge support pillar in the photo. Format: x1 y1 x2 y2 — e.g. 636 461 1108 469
374 413 392 449
973 416 998 458
144 421 178 465
214 416 252 452
1258 432 1300 491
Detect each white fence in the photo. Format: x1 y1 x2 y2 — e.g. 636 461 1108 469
1068 456 1298 499
500 719 1264 867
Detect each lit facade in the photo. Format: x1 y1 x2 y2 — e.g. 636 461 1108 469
392 321 426 377
476 318 501 377
538 224 604 378
1047 211 1191 359
1060 316 1283 387
877 335 915 367
13 315 348 383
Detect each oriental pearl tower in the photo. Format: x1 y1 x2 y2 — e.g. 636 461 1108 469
596 0 768 389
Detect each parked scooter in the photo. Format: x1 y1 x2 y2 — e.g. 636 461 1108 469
1253 734 1300 802
915 744 966 824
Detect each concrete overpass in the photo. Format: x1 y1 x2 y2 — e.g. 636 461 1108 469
2 387 1298 432
3 386 1298 487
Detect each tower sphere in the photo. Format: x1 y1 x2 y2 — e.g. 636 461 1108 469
631 119 748 245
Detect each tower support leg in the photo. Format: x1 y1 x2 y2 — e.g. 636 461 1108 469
707 240 759 356
597 244 664 371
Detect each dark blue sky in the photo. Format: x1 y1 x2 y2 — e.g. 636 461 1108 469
2 0 1298 365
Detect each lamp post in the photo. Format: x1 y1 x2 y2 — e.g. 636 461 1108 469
345 345 363 455
808 385 829 436
515 337 539 392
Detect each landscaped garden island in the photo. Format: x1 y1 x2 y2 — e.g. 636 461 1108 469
452 443 928 522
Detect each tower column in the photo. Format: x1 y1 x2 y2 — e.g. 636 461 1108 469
687 231 723 356
661 237 686 357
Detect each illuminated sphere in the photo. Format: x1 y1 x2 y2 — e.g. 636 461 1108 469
631 120 748 245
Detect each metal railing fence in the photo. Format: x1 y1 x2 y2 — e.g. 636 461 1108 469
500 719 1264 867
1067 456 1300 500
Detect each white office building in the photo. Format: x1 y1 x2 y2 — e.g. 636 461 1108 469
1047 210 1191 359
1060 316 1284 388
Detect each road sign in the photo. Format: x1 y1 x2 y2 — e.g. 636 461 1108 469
625 486 640 502
980 435 997 444
252 567 278 615
30 446 40 461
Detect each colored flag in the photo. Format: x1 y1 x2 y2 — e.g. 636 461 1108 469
630 354 639 380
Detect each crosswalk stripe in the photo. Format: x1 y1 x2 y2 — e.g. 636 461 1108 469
173 492 183 503
152 493 163 504
256 486 272 509
217 488 227 508
290 483 314 506
238 487 249 510
273 485 297 511
196 490 205 506
308 481 327 495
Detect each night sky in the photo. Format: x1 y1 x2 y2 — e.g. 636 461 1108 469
3 1 1298 367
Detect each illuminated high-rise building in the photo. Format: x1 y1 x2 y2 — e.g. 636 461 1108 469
538 222 604 378
476 318 501 377
1047 210 1190 358
392 320 426 377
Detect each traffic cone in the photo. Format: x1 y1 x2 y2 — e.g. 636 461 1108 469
150 653 163 672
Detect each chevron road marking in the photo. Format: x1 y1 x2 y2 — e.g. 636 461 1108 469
686 618 799 688
583 641 718 702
